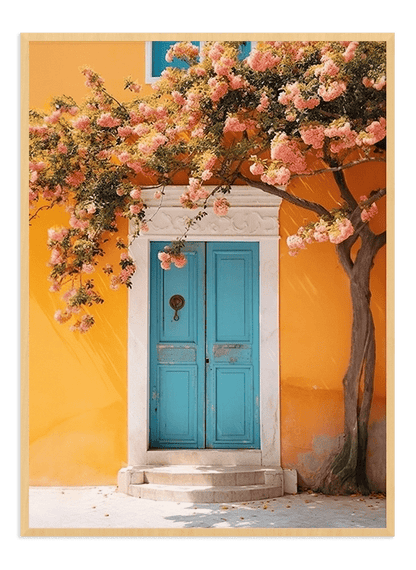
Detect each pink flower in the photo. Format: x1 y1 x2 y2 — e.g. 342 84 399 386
313 222 329 242
158 252 170 263
360 195 379 222
256 92 270 112
72 115 91 131
250 162 264 176
213 56 236 76
54 309 71 324
49 248 63 266
328 218 354 244
118 152 131 164
373 76 386 90
127 81 141 93
172 91 186 106
110 275 121 290
343 41 359 62
47 226 68 242
165 42 199 63
82 263 95 274
228 74 246 90
66 170 85 187
201 154 217 172
118 126 134 138
300 125 325 149
318 81 347 102
246 48 281 71
97 113 121 128
270 133 307 174
287 235 305 250
69 215 89 230
208 78 228 102
154 190 162 200
316 57 340 78
261 166 291 186
223 116 247 133
129 203 143 215
57 143 68 154
362 76 374 88
201 170 213 181
208 43 225 61
324 122 357 154
44 110 62 124
213 197 230 216
357 118 386 146
130 188 141 200
172 254 187 268
29 161 47 172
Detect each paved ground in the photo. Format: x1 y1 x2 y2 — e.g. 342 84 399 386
28 486 386 531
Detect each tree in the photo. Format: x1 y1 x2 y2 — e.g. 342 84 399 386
29 40 387 494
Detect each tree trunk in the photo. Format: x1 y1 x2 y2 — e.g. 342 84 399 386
316 229 384 495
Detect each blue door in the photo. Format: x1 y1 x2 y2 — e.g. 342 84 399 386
149 242 259 449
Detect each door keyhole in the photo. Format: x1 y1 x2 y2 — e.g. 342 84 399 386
169 294 185 321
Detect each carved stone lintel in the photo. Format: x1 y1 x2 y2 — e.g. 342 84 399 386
145 208 279 237
141 185 281 238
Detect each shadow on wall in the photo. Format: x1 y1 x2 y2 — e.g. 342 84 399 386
295 418 386 493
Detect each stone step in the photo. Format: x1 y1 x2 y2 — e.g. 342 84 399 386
131 465 279 487
128 482 284 503
117 464 295 502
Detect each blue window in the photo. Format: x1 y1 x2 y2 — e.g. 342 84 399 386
146 41 255 83
151 41 200 78
238 42 252 61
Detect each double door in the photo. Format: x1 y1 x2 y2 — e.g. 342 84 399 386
149 241 260 449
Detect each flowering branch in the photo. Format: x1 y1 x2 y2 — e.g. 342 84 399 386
29 40 387 331
239 174 331 218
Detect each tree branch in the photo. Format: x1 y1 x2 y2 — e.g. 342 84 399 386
239 174 330 218
290 157 386 182
361 188 386 208
331 167 358 210
336 240 354 277
374 230 387 254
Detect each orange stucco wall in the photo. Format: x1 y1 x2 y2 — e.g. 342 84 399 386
28 40 386 489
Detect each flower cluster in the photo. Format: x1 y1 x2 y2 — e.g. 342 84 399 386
286 215 355 256
213 197 230 216
158 249 188 271
165 42 199 63
29 40 386 331
360 195 379 222
180 178 210 209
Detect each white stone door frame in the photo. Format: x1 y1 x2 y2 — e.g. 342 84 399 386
127 186 282 467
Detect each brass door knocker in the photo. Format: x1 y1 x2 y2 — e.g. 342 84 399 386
169 294 185 321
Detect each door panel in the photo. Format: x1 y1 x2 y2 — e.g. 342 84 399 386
206 243 260 448
157 366 198 445
149 241 259 449
150 242 205 448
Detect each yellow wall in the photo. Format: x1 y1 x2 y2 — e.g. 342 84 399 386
29 42 149 485
28 40 386 488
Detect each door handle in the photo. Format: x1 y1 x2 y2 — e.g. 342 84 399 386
169 294 185 321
